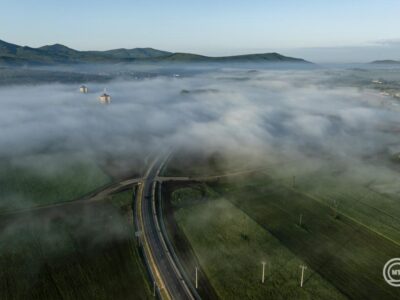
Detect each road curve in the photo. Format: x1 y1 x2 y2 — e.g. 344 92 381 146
0 178 141 217
135 155 195 300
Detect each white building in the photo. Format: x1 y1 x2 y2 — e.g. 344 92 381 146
79 85 88 93
99 89 111 104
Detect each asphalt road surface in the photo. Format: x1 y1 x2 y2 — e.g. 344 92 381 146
137 156 194 300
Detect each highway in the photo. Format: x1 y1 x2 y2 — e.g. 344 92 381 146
2 154 261 298
135 155 195 300
1 156 196 299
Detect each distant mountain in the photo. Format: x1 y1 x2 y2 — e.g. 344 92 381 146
0 39 310 66
154 52 309 63
0 39 171 65
39 44 80 55
371 60 400 64
0 39 20 54
100 48 171 59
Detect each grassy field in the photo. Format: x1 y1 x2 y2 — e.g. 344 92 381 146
265 160 400 244
162 150 261 177
163 151 228 177
208 174 400 299
0 191 151 300
170 185 347 300
0 156 111 212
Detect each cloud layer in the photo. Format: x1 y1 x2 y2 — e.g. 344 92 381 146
0 67 399 180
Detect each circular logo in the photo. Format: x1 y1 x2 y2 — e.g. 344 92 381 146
383 258 400 287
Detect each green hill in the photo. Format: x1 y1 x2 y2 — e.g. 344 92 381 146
0 40 170 65
0 39 311 65
160 52 308 63
371 60 400 64
100 47 171 59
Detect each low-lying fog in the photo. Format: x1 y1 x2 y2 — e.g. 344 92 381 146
1 65 400 198
2 64 400 278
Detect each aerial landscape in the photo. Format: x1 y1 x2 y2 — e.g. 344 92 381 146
1 1 400 299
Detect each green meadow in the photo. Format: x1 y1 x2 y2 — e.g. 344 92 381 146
0 154 111 212
169 171 400 299
0 191 151 300
170 185 347 300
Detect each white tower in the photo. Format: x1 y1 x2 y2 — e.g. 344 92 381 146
99 88 111 104
79 85 88 93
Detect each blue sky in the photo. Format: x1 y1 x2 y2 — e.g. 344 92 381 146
1 0 400 62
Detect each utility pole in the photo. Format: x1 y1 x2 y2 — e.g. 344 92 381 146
195 267 198 289
299 265 307 287
299 214 303 227
332 199 340 219
261 262 266 283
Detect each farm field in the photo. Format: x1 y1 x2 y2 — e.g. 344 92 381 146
169 184 347 300
0 191 151 300
0 155 111 212
265 160 400 243
162 150 261 177
208 174 400 299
